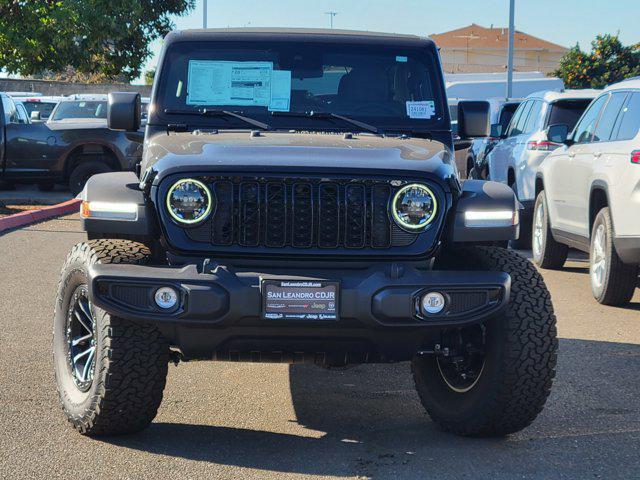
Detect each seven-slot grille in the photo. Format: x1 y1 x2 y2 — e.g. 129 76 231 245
180 176 421 250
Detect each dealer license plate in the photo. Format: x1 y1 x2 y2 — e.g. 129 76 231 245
261 280 339 320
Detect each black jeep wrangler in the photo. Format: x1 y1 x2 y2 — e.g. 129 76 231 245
53 29 557 437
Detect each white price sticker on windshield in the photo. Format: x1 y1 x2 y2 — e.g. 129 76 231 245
406 101 435 119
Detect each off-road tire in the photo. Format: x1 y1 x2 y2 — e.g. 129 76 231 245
68 160 112 196
590 208 638 306
413 247 558 436
531 191 568 269
53 240 169 436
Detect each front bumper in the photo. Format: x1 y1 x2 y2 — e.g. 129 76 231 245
88 262 510 362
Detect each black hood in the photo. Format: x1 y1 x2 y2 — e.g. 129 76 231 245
142 130 457 184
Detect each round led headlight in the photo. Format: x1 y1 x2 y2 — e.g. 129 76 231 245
391 184 437 231
166 178 212 224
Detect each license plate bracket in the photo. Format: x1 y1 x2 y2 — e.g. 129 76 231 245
261 280 339 321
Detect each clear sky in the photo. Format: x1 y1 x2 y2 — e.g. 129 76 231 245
139 0 640 81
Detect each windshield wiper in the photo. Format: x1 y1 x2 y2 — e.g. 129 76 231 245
164 108 271 131
271 111 381 135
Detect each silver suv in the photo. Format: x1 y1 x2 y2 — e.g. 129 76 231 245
533 78 640 305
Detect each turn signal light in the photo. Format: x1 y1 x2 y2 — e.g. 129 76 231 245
632 150 640 164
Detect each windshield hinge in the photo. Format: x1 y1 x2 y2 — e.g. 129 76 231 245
167 123 188 133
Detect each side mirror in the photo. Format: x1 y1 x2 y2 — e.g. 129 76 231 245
490 123 503 138
30 111 41 121
457 101 490 139
108 92 141 131
546 124 569 145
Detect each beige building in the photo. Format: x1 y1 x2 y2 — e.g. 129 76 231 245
431 24 568 75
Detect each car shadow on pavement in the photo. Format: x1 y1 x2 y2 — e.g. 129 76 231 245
101 338 640 479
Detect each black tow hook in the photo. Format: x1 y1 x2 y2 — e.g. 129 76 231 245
416 344 451 357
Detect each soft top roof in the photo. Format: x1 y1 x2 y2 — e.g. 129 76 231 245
165 28 434 48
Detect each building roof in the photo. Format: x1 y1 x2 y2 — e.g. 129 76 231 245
431 24 567 52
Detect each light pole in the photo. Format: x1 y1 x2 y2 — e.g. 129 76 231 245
506 0 515 99
203 0 208 29
325 11 338 29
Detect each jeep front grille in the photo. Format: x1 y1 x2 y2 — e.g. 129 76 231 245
177 176 421 251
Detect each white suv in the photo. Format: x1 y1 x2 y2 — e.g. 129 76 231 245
486 90 599 247
533 78 640 305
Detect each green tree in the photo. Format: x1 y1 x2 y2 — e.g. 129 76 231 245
554 35 640 89
0 0 194 82
144 68 156 86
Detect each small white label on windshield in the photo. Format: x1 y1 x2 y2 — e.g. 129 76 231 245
406 100 435 119
187 60 274 106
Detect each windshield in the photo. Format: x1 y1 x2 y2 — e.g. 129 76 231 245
51 101 108 121
155 40 446 133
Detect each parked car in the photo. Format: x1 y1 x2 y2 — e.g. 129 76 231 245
53 28 557 439
484 89 599 248
13 96 66 121
533 78 640 305
467 98 522 179
0 92 142 194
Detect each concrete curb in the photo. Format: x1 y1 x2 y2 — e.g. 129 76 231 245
0 198 81 234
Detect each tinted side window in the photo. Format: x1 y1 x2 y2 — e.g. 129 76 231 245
523 100 543 134
593 92 628 142
572 95 608 144
499 103 518 127
614 93 640 141
505 101 526 137
509 100 533 136
546 99 592 131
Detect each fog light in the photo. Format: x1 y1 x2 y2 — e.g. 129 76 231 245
421 292 446 315
154 287 178 309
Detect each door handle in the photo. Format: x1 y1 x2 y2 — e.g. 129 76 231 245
594 151 602 158
568 152 576 158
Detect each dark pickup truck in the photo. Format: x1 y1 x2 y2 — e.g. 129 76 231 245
0 93 142 194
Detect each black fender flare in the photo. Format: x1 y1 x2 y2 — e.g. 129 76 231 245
450 180 520 243
80 171 159 237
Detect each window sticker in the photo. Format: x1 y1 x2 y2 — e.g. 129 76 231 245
406 100 436 119
269 70 292 112
186 60 274 106
396 55 408 63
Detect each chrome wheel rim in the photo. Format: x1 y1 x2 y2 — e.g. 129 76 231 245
66 286 96 392
533 200 545 258
591 224 607 291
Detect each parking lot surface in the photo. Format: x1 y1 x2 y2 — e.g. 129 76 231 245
1 215 639 480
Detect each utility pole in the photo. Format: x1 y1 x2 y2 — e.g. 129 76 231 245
325 11 338 29
203 0 208 29
506 0 515 99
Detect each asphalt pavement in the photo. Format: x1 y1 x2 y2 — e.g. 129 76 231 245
1 215 639 480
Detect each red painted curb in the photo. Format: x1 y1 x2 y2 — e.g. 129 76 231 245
0 198 81 234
